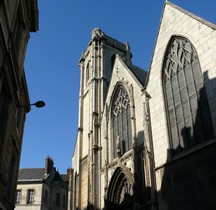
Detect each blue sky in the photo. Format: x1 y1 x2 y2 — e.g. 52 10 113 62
21 0 216 174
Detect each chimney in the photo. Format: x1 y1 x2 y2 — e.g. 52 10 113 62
67 167 71 181
45 156 54 174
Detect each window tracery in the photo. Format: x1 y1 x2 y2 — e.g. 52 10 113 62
111 86 132 158
163 37 214 155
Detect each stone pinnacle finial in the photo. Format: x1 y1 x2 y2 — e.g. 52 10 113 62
92 27 104 40
125 41 132 63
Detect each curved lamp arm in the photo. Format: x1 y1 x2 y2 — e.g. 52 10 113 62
30 100 46 108
21 100 46 108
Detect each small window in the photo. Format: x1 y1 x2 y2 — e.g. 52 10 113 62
13 6 23 53
27 189 34 204
16 190 22 204
86 62 90 83
6 155 16 198
63 194 66 207
56 193 60 207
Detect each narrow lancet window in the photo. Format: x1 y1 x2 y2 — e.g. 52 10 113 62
111 86 132 158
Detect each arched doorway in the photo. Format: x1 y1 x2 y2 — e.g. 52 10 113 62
105 167 134 210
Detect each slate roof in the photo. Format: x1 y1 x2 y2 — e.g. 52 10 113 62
18 168 68 184
18 168 47 181
126 62 148 87
61 174 68 182
52 172 64 182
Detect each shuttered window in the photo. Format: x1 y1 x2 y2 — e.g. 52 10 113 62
163 37 214 155
27 189 34 204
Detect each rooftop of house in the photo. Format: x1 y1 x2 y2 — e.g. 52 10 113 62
17 156 68 183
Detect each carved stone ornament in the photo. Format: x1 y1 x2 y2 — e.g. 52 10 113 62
164 38 197 81
92 27 104 40
113 87 130 116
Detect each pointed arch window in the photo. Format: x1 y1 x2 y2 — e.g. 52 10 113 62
111 86 132 158
163 36 214 156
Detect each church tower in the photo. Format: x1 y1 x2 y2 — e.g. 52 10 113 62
70 2 216 210
72 28 133 209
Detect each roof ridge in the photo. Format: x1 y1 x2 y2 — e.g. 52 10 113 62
166 1 216 30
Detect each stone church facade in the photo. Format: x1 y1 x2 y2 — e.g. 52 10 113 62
69 1 216 210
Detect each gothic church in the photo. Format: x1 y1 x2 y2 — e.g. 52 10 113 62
69 1 216 209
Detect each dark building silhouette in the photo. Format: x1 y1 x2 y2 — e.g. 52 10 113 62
0 1 39 209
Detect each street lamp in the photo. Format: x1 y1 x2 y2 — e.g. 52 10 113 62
30 100 46 108
21 100 46 110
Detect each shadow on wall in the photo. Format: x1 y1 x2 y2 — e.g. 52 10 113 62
133 131 156 210
82 203 99 210
102 130 156 210
160 72 216 210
